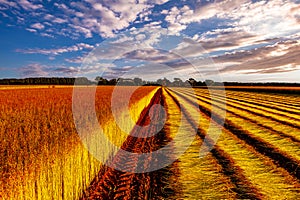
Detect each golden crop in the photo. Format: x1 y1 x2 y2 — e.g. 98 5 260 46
1 86 300 199
0 86 157 200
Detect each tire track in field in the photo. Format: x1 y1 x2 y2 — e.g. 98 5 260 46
81 88 179 200
165 88 263 199
171 89 300 182
179 89 300 145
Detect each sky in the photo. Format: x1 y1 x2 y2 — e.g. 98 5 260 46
0 0 300 82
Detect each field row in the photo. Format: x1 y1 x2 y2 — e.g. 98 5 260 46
167 87 300 199
83 87 300 199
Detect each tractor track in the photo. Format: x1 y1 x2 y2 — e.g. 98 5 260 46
81 88 178 200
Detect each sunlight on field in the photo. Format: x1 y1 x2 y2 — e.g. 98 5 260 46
1 86 300 199
171 87 300 199
0 86 157 200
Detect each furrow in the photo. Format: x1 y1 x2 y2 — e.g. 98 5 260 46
225 90 300 108
82 88 177 200
165 88 264 199
172 89 300 180
180 88 300 129
169 88 300 198
180 89 300 145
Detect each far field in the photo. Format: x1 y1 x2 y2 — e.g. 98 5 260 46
0 85 300 199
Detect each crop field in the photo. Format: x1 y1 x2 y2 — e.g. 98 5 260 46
0 86 158 200
1 86 300 199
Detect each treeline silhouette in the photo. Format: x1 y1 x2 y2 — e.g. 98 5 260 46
0 77 92 85
0 77 299 87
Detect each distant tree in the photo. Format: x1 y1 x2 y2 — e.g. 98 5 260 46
156 78 163 86
173 78 183 87
184 80 190 87
205 79 214 86
95 76 108 85
118 78 135 86
108 78 117 85
162 77 171 86
76 77 91 85
188 78 197 87
133 77 143 86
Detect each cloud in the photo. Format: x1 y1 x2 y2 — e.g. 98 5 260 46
243 64 299 74
217 39 300 74
16 43 94 55
25 28 37 33
124 49 175 62
31 22 44 30
53 67 79 74
164 5 191 35
20 64 81 77
0 0 18 9
1 1 170 39
40 33 54 38
19 0 43 10
51 0 169 38
52 18 68 24
161 0 300 39
20 63 49 77
68 24 93 38
65 56 85 64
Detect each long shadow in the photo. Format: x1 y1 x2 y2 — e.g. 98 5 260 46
81 88 182 200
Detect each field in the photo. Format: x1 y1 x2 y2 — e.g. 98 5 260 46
1 86 300 199
0 86 158 200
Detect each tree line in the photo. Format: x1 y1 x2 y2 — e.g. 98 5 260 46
0 77 299 87
0 77 92 85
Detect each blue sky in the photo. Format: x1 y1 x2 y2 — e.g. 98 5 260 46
0 0 300 82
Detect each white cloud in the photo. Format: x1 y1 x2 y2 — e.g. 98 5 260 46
229 0 300 38
31 22 44 30
64 0 169 38
20 63 49 77
65 56 85 64
20 63 82 77
40 33 54 38
19 0 43 10
16 43 94 55
25 28 37 33
164 6 191 35
215 39 300 74
0 0 18 9
69 24 93 38
161 0 300 39
2 0 171 39
52 18 68 24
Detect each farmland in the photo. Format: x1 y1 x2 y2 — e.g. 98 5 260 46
0 86 158 200
1 86 300 199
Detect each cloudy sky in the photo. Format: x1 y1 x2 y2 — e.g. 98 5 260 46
0 0 300 82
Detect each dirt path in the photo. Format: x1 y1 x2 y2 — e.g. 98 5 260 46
81 88 179 199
